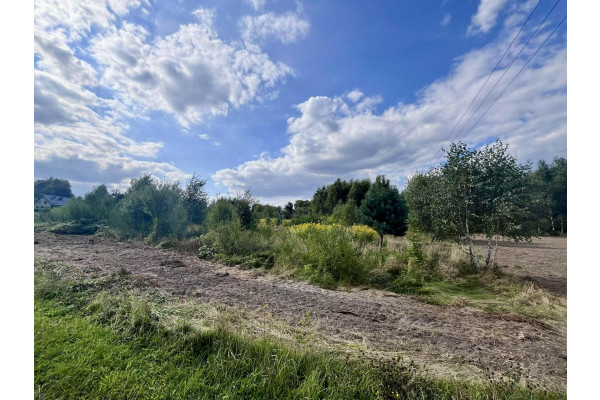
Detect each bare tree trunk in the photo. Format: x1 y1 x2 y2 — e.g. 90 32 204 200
485 234 493 270
493 234 500 267
465 217 477 270
560 218 564 236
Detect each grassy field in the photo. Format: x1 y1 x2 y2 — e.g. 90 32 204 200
34 260 565 400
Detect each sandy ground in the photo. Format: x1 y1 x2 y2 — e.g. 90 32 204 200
471 236 567 295
34 232 567 391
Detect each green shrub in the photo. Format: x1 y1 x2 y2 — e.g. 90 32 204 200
205 220 272 257
197 245 217 260
278 224 374 287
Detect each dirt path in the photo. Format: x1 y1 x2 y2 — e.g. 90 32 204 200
34 232 566 391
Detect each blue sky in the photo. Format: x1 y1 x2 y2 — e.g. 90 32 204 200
34 0 567 203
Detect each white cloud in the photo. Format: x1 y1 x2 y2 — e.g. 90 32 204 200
240 11 310 44
34 0 141 41
91 13 293 127
244 0 266 11
35 2 295 192
441 13 452 27
214 24 566 201
346 89 364 102
34 0 193 191
468 0 508 36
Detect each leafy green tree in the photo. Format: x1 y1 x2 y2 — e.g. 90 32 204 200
325 179 351 213
347 179 371 207
439 142 483 268
206 198 235 228
358 175 408 248
294 200 311 216
331 200 358 226
252 203 282 225
83 184 115 221
34 177 73 201
311 186 328 215
182 175 209 224
477 141 532 268
232 189 256 229
283 202 294 219
116 175 187 241
406 141 536 270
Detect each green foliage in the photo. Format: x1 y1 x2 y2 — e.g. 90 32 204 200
252 203 282 226
280 224 373 287
405 141 535 269
205 220 272 258
358 175 408 239
527 158 567 235
293 200 311 216
232 189 256 229
182 174 208 224
206 198 235 228
34 177 73 202
283 202 294 219
331 200 358 226
348 179 371 207
114 176 187 241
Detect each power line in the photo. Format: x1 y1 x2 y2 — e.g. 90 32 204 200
444 0 561 147
427 0 564 170
427 0 542 169
456 15 566 144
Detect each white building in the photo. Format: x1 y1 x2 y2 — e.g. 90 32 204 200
35 194 71 211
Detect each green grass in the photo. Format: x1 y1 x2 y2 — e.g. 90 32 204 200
34 263 565 400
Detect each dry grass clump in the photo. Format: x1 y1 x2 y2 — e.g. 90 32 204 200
510 282 567 320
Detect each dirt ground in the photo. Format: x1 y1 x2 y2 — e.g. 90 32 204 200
471 236 567 295
34 232 567 391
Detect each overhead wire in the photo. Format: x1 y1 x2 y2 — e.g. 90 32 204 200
456 15 566 144
427 0 564 170
427 0 543 169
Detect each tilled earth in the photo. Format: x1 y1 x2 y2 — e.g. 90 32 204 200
471 236 567 295
34 232 567 391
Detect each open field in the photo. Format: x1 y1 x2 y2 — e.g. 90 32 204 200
471 236 567 295
34 232 567 392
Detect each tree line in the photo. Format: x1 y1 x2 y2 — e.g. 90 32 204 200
35 140 566 264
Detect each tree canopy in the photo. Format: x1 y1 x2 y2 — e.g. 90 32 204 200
359 175 408 244
34 177 73 202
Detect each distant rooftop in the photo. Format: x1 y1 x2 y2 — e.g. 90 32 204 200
39 194 71 206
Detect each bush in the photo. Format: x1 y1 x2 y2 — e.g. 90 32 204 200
206 220 269 256
281 223 373 287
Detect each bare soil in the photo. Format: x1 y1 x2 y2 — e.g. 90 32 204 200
34 232 567 391
471 236 567 295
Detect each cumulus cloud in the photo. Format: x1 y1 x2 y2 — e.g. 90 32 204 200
91 12 293 127
34 0 142 41
240 11 310 44
468 0 508 35
214 22 566 201
34 0 193 191
35 2 295 192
